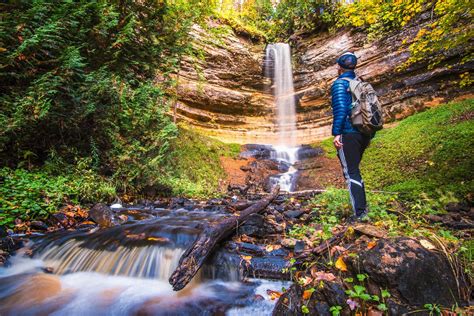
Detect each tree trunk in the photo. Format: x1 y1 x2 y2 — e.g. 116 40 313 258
169 186 280 291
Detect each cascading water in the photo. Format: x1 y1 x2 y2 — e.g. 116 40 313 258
0 207 289 315
265 43 300 192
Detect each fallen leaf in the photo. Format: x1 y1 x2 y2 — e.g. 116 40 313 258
302 289 314 300
367 241 377 249
335 256 348 272
266 289 282 300
64 211 75 218
80 221 96 225
420 239 436 250
368 308 383 316
241 255 252 264
299 276 313 286
77 208 88 218
312 271 336 282
330 245 347 256
266 244 282 252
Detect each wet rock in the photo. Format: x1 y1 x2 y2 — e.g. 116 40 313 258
240 144 273 159
205 249 290 280
294 240 306 254
0 274 62 313
226 241 265 256
30 220 49 231
88 203 115 228
273 281 348 316
277 161 291 173
51 213 69 228
346 237 469 307
283 210 305 219
297 146 323 160
294 160 323 170
152 200 168 208
281 238 297 249
238 214 265 238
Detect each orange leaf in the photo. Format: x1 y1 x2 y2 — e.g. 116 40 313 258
266 289 282 300
367 241 377 249
335 256 348 272
241 255 252 264
302 289 314 300
266 244 282 252
80 221 96 225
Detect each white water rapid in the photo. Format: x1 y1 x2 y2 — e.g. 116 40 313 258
266 43 300 192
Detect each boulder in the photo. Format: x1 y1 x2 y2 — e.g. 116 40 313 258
297 146 323 160
346 237 469 307
88 203 115 228
238 214 265 238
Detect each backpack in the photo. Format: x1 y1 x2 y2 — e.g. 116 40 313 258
342 78 384 135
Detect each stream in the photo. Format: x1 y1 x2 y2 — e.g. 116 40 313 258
0 207 290 315
0 43 300 315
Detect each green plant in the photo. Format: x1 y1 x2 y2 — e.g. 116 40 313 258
0 167 115 227
301 304 310 314
424 303 442 316
329 305 342 316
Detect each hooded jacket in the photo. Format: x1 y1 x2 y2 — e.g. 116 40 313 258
330 70 359 136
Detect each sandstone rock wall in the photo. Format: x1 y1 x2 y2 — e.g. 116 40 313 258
176 17 471 144
292 13 471 141
175 22 278 144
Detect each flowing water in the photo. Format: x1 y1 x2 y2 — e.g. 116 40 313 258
265 43 300 192
0 207 289 315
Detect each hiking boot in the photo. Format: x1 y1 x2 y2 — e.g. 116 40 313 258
346 210 369 224
356 210 370 223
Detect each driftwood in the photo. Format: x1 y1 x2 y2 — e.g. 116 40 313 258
296 227 348 260
169 186 280 291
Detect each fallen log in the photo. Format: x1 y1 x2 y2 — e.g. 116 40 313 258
169 186 280 291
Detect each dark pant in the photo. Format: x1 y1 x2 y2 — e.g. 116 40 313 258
337 133 371 216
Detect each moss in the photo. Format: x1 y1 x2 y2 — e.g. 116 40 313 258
314 99 474 202
361 99 474 201
158 126 240 198
313 137 337 158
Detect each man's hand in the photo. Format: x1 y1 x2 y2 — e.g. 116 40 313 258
333 135 343 149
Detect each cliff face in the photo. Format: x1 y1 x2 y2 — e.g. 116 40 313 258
292 13 471 141
175 22 277 144
176 17 471 144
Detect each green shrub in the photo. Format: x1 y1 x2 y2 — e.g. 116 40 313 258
0 167 115 227
158 127 240 197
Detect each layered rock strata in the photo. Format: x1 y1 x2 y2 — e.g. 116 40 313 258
176 17 471 144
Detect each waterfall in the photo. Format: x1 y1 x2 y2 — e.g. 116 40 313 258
36 239 185 279
265 43 297 147
266 43 299 192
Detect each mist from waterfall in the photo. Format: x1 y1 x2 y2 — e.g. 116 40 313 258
266 43 297 148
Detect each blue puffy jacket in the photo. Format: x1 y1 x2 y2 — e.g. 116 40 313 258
330 70 359 136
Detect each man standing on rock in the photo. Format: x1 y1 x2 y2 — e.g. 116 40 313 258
331 52 371 221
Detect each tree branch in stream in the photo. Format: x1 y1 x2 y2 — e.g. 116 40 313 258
169 186 280 291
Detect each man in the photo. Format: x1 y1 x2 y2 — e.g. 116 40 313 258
331 52 371 221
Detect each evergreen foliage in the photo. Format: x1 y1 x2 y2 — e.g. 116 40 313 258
0 0 213 195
